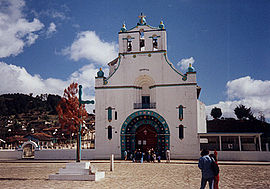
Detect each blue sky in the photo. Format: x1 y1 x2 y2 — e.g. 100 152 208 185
0 0 270 120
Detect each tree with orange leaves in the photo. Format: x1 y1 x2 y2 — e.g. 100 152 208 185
56 82 88 135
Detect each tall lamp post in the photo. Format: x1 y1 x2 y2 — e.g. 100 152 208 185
77 85 94 162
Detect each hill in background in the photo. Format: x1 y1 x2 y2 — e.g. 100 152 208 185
0 93 61 116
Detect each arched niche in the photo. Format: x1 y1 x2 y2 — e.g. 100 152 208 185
20 141 39 159
134 75 156 108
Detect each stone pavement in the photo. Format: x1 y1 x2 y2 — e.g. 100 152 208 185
0 160 269 189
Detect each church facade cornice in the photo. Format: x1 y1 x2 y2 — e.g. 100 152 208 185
119 50 166 56
95 82 197 90
118 28 166 34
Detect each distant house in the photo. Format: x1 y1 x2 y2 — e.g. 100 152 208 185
199 119 270 152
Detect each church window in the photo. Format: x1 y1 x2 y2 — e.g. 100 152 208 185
108 107 112 122
179 125 184 139
108 126 112 140
142 96 150 108
115 111 117 120
178 105 184 121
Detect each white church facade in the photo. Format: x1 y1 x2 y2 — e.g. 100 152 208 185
94 15 206 160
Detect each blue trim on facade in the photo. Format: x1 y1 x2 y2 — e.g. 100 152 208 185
121 110 170 135
120 110 170 159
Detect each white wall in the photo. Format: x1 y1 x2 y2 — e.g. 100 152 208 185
1 149 269 161
0 150 22 159
213 151 270 162
197 100 207 133
35 149 97 160
0 149 115 160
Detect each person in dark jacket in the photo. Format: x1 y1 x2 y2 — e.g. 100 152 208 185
198 149 214 189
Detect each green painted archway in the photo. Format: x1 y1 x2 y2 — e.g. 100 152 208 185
120 110 170 159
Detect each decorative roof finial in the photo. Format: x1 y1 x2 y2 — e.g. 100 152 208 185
138 13 147 25
97 68 104 77
188 63 195 72
159 20 165 29
120 23 127 32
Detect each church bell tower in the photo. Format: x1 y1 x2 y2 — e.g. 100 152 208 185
119 13 167 54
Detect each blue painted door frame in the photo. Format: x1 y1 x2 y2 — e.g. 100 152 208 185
120 110 170 159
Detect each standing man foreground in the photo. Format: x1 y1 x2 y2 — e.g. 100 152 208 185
198 149 214 189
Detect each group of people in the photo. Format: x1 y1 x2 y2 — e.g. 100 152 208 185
198 149 219 189
124 148 163 163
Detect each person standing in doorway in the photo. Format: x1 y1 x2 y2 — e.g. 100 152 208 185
124 150 128 161
140 151 144 163
150 148 154 162
198 149 214 189
133 150 137 163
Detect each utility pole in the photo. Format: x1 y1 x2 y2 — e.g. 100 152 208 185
77 85 94 162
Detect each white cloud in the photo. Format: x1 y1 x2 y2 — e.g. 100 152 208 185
26 33 38 46
46 22 56 36
0 0 44 58
206 76 270 119
0 61 99 113
0 61 100 97
177 57 195 71
62 31 118 65
51 11 67 20
32 3 69 21
0 61 67 95
227 76 270 100
72 24 80 29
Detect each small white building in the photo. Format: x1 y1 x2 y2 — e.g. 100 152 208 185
94 14 206 159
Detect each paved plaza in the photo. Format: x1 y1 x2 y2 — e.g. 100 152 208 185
0 160 269 189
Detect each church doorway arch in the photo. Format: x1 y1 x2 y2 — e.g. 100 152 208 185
121 110 170 159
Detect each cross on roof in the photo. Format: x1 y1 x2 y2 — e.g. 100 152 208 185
138 13 146 25
138 13 146 19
